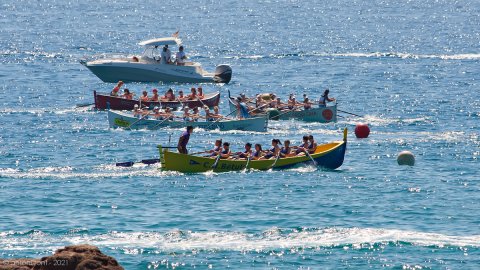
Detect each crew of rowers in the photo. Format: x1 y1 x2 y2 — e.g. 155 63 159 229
109 81 206 102
236 89 336 115
132 104 231 122
205 135 318 160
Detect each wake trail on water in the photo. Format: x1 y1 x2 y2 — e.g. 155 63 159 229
1 227 479 252
225 52 480 61
0 164 182 180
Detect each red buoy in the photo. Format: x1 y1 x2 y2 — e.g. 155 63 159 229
355 123 370 138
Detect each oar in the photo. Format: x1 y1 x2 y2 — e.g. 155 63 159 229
338 109 363 118
126 113 149 130
271 104 304 119
269 153 281 169
305 151 318 166
204 107 238 130
150 114 173 130
244 155 252 170
76 102 95 108
115 158 160 167
211 154 222 169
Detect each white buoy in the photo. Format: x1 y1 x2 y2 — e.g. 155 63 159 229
397 151 415 166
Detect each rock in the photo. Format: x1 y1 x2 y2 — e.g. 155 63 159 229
0 245 123 270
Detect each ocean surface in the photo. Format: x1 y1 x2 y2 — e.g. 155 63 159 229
1 0 479 269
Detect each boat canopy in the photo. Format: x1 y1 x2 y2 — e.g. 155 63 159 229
138 37 182 47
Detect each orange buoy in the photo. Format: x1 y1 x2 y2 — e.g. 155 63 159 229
354 123 370 138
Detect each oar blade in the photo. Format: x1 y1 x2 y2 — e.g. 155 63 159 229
141 158 160 165
116 161 135 167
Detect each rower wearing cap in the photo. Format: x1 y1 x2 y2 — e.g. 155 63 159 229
151 106 163 120
133 104 142 118
150 89 159 102
204 106 215 121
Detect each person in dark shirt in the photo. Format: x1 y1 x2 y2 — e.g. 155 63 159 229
177 126 194 154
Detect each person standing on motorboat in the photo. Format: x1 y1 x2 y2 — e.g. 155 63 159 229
176 45 187 66
160 46 171 64
319 89 335 107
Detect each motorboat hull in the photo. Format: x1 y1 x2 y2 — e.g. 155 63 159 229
82 61 232 84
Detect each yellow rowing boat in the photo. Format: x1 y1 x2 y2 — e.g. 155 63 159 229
158 129 347 173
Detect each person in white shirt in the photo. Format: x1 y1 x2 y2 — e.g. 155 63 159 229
176 45 187 66
160 47 169 64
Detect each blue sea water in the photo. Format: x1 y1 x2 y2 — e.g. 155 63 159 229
1 0 479 269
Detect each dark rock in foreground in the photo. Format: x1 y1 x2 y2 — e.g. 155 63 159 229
0 245 124 270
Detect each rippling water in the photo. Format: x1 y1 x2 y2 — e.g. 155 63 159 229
1 0 479 269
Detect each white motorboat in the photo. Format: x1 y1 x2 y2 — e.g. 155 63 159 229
80 37 232 84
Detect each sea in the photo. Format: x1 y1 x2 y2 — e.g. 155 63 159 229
0 0 479 269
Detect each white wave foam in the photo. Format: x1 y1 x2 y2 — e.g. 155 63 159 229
0 164 179 180
1 227 479 252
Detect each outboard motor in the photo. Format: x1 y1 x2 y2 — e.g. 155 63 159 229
213 64 232 84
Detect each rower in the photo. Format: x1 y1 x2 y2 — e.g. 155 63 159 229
151 106 163 120
188 88 197 100
177 90 185 101
204 106 215 121
150 89 159 101
122 89 134 100
251 144 263 160
212 106 223 120
303 96 312 110
307 135 317 154
275 98 287 111
183 108 192 121
197 87 205 99
163 88 175 101
220 142 231 159
163 107 174 120
280 140 293 158
319 89 335 107
235 143 252 159
262 139 281 159
191 107 201 121
207 139 223 157
140 90 149 102
294 135 309 155
177 126 193 154
133 104 142 117
287 94 297 110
